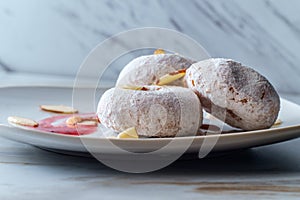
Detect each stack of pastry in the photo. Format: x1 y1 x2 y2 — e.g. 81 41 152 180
97 50 280 138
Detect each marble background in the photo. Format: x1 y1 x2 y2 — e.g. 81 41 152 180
0 0 300 93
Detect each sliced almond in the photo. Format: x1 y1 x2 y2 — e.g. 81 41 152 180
66 116 83 126
273 119 282 126
66 115 99 126
8 116 38 127
154 48 165 55
121 85 149 91
155 69 186 86
117 127 139 139
40 105 78 114
76 121 98 126
106 136 117 139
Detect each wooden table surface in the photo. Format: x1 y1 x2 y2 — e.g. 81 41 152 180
1 130 300 199
0 76 300 200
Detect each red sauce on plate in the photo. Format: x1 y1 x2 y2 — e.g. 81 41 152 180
35 113 98 136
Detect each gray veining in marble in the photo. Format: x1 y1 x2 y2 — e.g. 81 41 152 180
0 0 300 93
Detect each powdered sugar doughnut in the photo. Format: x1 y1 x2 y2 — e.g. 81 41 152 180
186 58 280 131
97 86 202 137
116 54 195 87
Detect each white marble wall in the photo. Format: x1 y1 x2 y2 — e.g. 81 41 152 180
0 0 300 93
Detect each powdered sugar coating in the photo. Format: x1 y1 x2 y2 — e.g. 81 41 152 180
186 58 280 130
116 54 195 87
97 86 202 137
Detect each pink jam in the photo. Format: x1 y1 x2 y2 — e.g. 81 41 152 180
35 113 98 136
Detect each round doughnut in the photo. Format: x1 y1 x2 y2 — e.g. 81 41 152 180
116 54 195 87
97 86 202 137
186 58 280 130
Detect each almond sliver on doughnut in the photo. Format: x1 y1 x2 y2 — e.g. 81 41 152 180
121 85 149 91
40 105 78 114
153 48 165 55
8 116 38 127
117 127 139 139
155 69 186 86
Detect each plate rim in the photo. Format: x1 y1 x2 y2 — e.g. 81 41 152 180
5 117 300 142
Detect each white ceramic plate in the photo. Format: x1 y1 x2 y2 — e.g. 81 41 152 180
1 86 300 157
